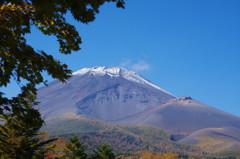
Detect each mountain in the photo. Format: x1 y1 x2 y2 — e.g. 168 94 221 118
113 96 240 135
112 96 240 152
38 66 240 155
37 66 175 121
179 127 240 152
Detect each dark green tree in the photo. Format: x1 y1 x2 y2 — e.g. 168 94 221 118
63 135 87 159
92 144 115 159
0 1 124 158
0 95 56 159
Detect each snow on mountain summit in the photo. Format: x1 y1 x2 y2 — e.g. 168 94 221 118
38 66 175 121
73 66 174 96
73 66 122 77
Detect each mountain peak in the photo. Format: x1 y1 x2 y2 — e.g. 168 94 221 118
38 66 175 121
165 96 193 105
73 66 123 77
72 66 174 96
178 96 193 101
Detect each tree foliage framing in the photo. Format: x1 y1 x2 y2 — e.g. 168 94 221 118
0 0 125 110
0 0 125 158
0 95 57 159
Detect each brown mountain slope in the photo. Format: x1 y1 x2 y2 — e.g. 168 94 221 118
113 96 240 135
179 127 240 152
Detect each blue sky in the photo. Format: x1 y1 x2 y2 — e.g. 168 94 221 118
3 0 240 116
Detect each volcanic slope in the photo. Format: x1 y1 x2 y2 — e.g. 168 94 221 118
113 96 240 152
38 66 240 154
113 96 240 135
37 66 175 121
179 127 240 152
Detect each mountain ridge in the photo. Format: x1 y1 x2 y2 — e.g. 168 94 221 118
72 66 174 96
37 66 175 120
38 66 240 154
113 96 240 134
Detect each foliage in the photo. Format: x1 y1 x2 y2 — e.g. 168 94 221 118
0 0 125 111
196 136 240 155
41 117 204 157
92 143 115 159
63 135 87 159
116 150 180 159
209 149 240 159
159 152 179 159
0 95 56 159
0 1 124 158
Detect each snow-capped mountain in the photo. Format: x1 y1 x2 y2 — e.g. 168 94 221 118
38 66 240 152
72 66 173 95
37 66 175 121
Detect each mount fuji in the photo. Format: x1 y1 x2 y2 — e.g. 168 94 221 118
37 66 240 152
37 66 175 121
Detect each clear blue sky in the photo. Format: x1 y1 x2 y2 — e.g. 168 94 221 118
3 0 240 116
